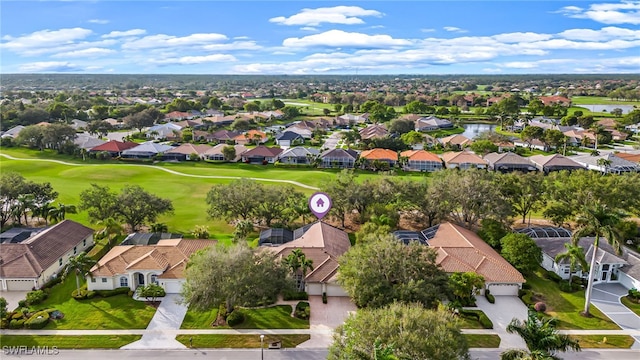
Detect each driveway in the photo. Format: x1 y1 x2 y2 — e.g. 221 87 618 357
473 295 528 349
321 131 345 150
591 283 640 349
121 293 189 350
297 296 356 349
0 290 28 311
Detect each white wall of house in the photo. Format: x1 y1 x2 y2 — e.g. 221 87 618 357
39 235 94 288
87 270 162 291
619 272 640 290
88 276 119 291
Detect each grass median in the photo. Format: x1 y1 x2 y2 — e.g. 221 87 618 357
0 335 142 349
176 334 310 348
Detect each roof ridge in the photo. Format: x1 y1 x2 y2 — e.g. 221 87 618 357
304 255 332 279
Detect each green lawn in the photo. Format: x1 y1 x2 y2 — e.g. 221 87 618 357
180 305 309 329
526 269 619 330
464 334 501 348
31 277 156 330
176 334 310 348
621 296 640 317
180 306 219 329
0 335 141 349
568 335 635 349
570 96 640 106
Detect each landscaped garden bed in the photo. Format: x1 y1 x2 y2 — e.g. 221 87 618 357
175 334 310 348
180 304 309 329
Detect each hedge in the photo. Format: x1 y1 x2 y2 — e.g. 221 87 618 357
26 290 47 306
283 291 309 301
9 319 25 329
459 309 493 329
226 309 245 326
546 271 563 283
24 310 50 329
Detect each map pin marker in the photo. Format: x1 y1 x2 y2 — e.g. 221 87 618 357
309 192 332 220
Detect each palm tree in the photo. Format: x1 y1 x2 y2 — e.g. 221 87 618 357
97 217 123 248
32 201 54 225
501 310 580 360
554 243 589 286
48 203 77 223
64 252 97 294
285 249 314 291
572 203 626 316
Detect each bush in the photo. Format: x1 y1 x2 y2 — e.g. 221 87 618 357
486 293 495 304
226 309 245 326
94 287 130 298
479 313 493 329
9 319 25 329
24 310 50 329
558 281 574 293
26 290 47 306
322 292 327 304
283 290 309 301
629 288 640 300
534 302 547 312
459 309 493 329
294 301 310 320
218 303 228 320
18 300 27 308
546 271 563 283
41 275 63 290
522 283 532 290
72 289 89 300
518 289 535 306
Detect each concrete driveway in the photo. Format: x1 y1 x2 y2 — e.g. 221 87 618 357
591 283 640 349
297 296 356 349
472 295 528 349
121 293 188 350
0 291 28 311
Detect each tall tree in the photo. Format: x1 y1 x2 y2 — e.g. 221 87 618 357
500 233 542 276
284 249 314 292
498 172 547 224
114 185 174 231
206 179 262 221
48 203 77 223
78 184 118 224
572 203 626 316
64 252 97 294
501 310 580 360
329 302 470 360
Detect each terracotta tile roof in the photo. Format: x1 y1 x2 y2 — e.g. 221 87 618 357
0 220 94 278
234 129 267 141
529 154 584 168
400 150 441 162
428 223 525 283
90 239 214 279
616 152 640 163
360 148 398 161
441 151 487 165
90 140 138 152
165 143 212 155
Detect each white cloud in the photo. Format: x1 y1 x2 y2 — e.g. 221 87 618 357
558 26 640 41
18 61 81 72
282 30 412 48
443 26 467 33
492 32 553 43
88 19 109 25
421 28 436 33
202 41 261 51
153 54 237 65
558 1 640 24
269 6 382 26
1 28 92 55
102 29 146 38
300 27 318 32
122 33 228 50
51 47 116 58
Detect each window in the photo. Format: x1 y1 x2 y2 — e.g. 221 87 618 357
101 278 107 283
602 264 610 271
59 258 63 266
83 239 86 246
91 278 96 283
151 274 158 284
73 246 77 255
563 268 570 274
120 277 128 287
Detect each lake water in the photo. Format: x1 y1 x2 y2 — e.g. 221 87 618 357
462 123 497 139
577 104 636 114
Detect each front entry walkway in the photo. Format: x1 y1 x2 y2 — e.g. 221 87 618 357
121 293 188 349
472 295 528 349
591 283 640 349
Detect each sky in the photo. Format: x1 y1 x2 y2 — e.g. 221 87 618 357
1 0 639 75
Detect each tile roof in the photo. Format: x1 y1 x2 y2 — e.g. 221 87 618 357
0 220 94 278
320 148 358 159
165 143 212 155
441 151 487 165
427 223 525 283
234 129 267 141
90 140 138 152
122 142 174 155
242 145 283 157
400 150 441 162
439 134 472 146
90 239 214 279
529 154 584 169
615 152 640 163
484 152 535 168
360 148 398 161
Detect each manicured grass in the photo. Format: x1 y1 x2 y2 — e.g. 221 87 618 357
180 306 219 329
175 334 310 348
621 296 640 317
0 335 142 349
464 334 501 348
526 269 619 330
234 306 309 329
31 277 156 329
570 96 640 106
568 335 635 349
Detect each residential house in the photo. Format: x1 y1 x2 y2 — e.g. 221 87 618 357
360 148 398 168
338 113 369 124
275 131 305 147
439 134 472 150
571 153 640 174
0 220 94 291
513 138 549 152
202 115 235 127
320 148 359 169
484 152 537 173
120 232 183 246
359 124 389 140
103 118 125 129
265 221 351 296
203 144 247 162
282 125 313 139
521 227 631 286
234 130 268 145
70 119 88 130
400 150 443 172
87 239 213 294
415 116 453 131
192 130 218 143
208 129 240 144
175 118 206 130
278 147 320 165
163 143 212 161
394 222 525 295
89 140 138 157
146 123 183 140
1 125 25 139
164 111 191 121
74 133 106 150
563 129 596 147
441 151 488 169
241 145 283 164
615 152 640 164
539 96 571 107
529 154 585 173
121 142 175 159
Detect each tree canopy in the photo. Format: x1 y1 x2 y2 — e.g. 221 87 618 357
500 233 542 275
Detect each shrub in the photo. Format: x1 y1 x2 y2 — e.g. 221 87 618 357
534 302 547 312
24 310 50 329
41 276 63 290
459 309 493 329
9 319 25 329
322 292 327 304
18 300 27 308
72 289 89 300
218 303 228 320
294 301 310 320
11 312 25 320
558 281 574 293
283 290 309 301
522 283 532 290
629 288 640 300
546 271 563 283
226 309 245 326
518 289 535 306
94 287 130 298
478 313 493 329
486 293 495 304
26 290 47 306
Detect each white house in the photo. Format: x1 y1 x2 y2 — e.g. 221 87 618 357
0 220 94 291
87 239 213 294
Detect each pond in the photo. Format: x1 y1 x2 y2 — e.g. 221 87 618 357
577 104 636 114
462 123 497 139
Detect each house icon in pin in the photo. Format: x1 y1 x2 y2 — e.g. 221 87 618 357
316 198 325 207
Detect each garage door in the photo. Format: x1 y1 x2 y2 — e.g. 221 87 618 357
162 281 183 294
6 279 35 291
487 283 520 296
306 283 322 296
326 284 348 297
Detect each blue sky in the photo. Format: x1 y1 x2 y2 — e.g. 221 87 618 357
1 0 639 74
